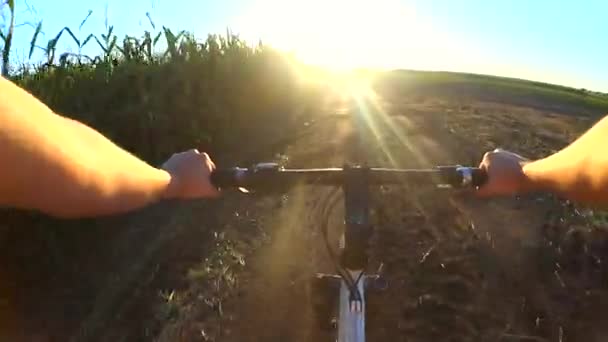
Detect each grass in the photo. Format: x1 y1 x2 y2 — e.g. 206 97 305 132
377 70 608 115
186 231 245 318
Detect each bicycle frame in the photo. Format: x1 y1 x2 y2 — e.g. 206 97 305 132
338 165 372 342
209 163 486 342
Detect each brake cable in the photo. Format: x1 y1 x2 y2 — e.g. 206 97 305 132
319 188 363 302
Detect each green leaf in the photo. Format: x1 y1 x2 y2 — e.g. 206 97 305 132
163 26 175 42
29 21 43 59
115 44 125 55
101 26 114 42
52 28 66 48
93 35 107 53
153 31 162 46
146 12 155 30
108 36 117 53
7 0 14 13
81 34 94 48
79 10 93 30
63 27 80 48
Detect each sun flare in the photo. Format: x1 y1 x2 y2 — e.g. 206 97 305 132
235 0 454 170
236 0 455 71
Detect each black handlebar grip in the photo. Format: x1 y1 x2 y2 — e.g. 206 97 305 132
471 168 488 187
210 169 238 188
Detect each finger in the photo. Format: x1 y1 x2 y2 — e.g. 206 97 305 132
201 154 216 172
479 154 490 169
477 154 485 168
201 152 212 163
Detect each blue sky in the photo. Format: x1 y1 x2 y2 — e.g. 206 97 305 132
3 0 608 92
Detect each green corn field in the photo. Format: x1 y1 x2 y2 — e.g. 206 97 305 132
1 1 326 165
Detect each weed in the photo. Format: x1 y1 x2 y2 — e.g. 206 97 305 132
156 290 180 321
188 232 245 316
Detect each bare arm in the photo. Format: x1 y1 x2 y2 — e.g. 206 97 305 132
478 115 608 205
0 77 217 218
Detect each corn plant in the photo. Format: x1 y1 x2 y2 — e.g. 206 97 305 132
143 30 162 61
93 25 117 62
116 30 162 63
162 26 185 60
26 10 93 66
0 0 15 76
13 19 324 163
117 35 141 62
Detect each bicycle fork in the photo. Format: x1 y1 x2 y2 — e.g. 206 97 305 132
338 270 366 342
315 265 387 341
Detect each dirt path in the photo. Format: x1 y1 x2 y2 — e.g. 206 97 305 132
215 112 352 342
210 95 578 341
80 94 608 342
7 91 603 342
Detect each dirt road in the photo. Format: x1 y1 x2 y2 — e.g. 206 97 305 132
4 92 608 342
190 95 608 342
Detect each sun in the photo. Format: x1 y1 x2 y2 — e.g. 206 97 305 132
235 0 450 71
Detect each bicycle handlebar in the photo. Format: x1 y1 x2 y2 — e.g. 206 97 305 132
211 163 487 191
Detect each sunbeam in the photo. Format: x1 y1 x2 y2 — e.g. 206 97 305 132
341 75 432 168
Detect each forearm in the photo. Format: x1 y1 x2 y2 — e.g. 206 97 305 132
47 116 172 217
0 78 171 217
522 115 608 204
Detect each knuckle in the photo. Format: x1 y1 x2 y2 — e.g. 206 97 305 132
486 151 499 159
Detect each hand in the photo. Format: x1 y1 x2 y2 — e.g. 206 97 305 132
161 149 219 199
476 148 531 197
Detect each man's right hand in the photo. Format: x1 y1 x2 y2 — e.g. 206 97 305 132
476 149 532 197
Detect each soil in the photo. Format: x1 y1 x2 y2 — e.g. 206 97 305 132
2 88 608 342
